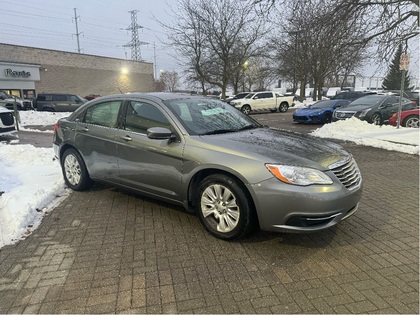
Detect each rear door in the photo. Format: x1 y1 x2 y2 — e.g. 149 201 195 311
52 94 70 111
114 99 185 202
73 100 122 181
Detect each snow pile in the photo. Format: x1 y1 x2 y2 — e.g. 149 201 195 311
312 117 419 155
0 143 69 248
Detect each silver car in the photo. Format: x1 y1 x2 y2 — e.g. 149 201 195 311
53 93 362 240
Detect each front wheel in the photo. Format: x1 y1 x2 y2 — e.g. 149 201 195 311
279 102 289 112
402 115 419 128
61 148 93 191
322 112 332 124
241 105 251 115
196 174 256 240
370 112 382 125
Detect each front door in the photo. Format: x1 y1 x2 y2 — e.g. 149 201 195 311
115 100 185 202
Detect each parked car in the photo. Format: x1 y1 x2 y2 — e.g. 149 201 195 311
33 93 87 112
84 94 101 101
293 99 350 124
386 90 419 107
0 91 33 110
53 92 362 240
388 108 419 128
224 92 253 104
230 91 295 114
0 106 16 135
330 91 375 102
333 94 416 125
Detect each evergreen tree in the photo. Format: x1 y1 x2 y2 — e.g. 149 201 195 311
382 44 413 91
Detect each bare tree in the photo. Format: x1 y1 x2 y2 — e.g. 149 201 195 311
334 0 419 58
163 0 269 98
160 71 180 92
260 0 419 60
271 0 369 100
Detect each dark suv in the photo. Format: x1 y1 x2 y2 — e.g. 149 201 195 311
33 93 86 112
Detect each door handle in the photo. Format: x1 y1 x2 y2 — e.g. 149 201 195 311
120 135 132 141
81 127 89 132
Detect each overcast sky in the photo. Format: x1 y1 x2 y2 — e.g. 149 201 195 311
1 0 419 87
0 0 177 77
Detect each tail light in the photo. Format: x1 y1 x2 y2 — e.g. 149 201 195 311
53 122 59 134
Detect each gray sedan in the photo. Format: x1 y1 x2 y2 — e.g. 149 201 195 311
53 93 362 240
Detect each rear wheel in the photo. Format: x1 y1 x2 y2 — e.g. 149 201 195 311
402 115 419 128
279 102 289 112
241 105 251 115
196 174 256 240
61 148 93 191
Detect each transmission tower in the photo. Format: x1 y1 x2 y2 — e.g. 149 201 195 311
123 10 148 61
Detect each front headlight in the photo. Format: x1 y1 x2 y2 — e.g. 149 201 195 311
265 164 333 186
359 108 371 118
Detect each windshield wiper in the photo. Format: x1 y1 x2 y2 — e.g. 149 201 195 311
201 129 236 135
237 124 258 131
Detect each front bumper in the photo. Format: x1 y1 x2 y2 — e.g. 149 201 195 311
293 115 322 124
249 175 362 233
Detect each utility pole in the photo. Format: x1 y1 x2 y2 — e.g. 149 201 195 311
123 10 148 61
73 8 83 54
153 43 157 79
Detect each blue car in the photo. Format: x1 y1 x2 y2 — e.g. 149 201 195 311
293 99 350 124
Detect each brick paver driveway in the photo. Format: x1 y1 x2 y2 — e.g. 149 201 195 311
0 112 418 314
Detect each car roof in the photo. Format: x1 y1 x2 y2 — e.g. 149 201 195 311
97 92 211 102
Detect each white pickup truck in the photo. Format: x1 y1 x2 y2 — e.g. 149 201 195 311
230 91 295 115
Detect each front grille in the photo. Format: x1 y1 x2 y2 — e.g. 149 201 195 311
330 158 361 190
0 112 15 126
334 111 354 119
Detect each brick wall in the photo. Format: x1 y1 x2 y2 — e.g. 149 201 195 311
0 43 154 96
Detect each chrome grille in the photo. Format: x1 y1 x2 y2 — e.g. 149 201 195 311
330 158 361 190
0 112 15 126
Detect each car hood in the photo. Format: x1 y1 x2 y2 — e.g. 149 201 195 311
198 127 349 170
0 105 12 113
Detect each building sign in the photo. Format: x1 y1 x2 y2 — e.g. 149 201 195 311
4 68 31 78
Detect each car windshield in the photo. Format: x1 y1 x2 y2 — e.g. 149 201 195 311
348 96 386 106
165 98 261 135
309 100 336 108
244 93 254 99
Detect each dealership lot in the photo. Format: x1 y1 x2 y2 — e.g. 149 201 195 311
0 112 418 314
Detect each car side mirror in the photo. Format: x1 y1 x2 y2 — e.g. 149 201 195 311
147 127 176 142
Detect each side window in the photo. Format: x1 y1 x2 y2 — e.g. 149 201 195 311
68 95 79 103
53 94 67 102
124 101 170 133
259 92 272 99
84 101 122 128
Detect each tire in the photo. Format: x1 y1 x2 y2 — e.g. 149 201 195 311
61 148 93 191
322 112 332 124
279 102 289 112
196 174 256 240
402 115 419 128
241 105 251 115
270 108 278 113
370 112 382 125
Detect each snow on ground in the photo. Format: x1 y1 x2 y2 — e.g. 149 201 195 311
0 110 419 249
